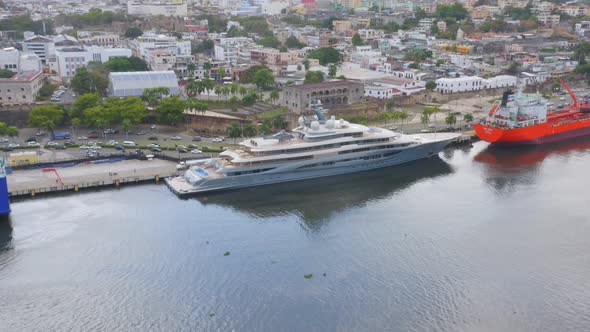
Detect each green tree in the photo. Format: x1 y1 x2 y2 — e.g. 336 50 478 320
242 123 258 137
124 27 143 38
285 35 306 49
105 56 148 72
121 119 132 139
141 87 170 108
156 96 187 125
269 88 280 104
115 97 147 125
463 113 474 124
28 104 64 133
445 113 457 127
303 59 310 70
256 35 280 48
435 3 468 20
214 85 223 101
242 92 258 106
425 81 437 91
71 93 101 119
308 47 340 65
217 67 226 79
36 81 57 101
352 33 363 46
328 64 337 78
6 126 18 140
304 71 325 83
240 65 270 84
71 67 108 96
573 42 590 65
226 122 243 143
254 68 275 90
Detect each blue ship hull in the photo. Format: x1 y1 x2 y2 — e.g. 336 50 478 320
0 176 10 215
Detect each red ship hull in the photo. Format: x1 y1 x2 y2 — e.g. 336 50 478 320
475 112 590 145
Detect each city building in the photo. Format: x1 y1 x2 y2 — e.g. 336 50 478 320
435 76 486 94
131 33 192 60
109 71 180 97
54 46 132 80
0 71 44 104
127 0 188 17
282 80 364 113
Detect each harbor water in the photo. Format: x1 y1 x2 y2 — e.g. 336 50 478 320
2 139 590 331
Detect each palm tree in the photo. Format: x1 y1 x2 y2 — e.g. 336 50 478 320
221 85 230 101
399 110 408 131
242 123 257 138
230 82 239 96
187 63 196 79
226 122 242 144
214 85 223 101
239 86 248 97
269 88 280 104
202 78 215 100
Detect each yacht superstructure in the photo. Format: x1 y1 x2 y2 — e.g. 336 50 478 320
166 102 460 195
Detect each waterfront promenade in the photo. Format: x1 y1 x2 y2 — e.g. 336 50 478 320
7 159 178 197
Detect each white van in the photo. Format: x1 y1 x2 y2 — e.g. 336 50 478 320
123 141 136 146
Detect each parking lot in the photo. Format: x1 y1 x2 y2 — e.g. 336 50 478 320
1 125 233 163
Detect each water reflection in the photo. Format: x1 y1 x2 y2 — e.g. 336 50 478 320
0 216 13 251
474 136 590 193
196 157 453 226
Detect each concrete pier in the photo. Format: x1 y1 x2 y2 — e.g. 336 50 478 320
7 159 179 198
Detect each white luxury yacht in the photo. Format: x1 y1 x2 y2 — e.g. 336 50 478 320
166 101 461 195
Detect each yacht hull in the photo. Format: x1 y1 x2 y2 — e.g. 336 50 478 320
166 133 459 196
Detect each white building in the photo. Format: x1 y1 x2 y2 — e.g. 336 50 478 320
435 76 486 94
21 35 54 65
131 33 192 61
365 83 402 99
127 0 188 17
417 18 434 33
485 75 518 89
55 46 132 80
436 75 517 93
261 0 290 15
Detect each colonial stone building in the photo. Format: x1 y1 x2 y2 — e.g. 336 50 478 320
0 71 44 105
282 80 365 113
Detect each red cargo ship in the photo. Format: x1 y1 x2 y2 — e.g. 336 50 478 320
474 78 590 145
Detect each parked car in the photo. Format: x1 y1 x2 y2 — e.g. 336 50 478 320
55 144 66 150
35 131 46 136
104 128 119 134
148 143 160 148
428 124 436 128
25 137 36 142
212 137 223 142
2 147 13 152
46 141 59 146
123 141 136 146
148 136 158 141
178 148 188 153
88 134 99 139
192 136 202 141
150 125 157 129
27 141 40 147
64 140 75 145
114 145 124 151
77 136 88 140
177 145 187 150
188 144 199 149
150 147 162 153
8 143 19 148
107 140 119 146
0 138 8 143
421 129 430 133
191 149 203 154
79 145 90 149
89 145 101 150
171 136 182 140
137 130 147 135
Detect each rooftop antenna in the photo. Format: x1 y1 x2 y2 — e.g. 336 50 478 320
42 20 46 35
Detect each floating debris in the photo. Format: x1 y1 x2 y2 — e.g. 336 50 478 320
209 313 216 317
304 274 313 279
224 251 231 256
